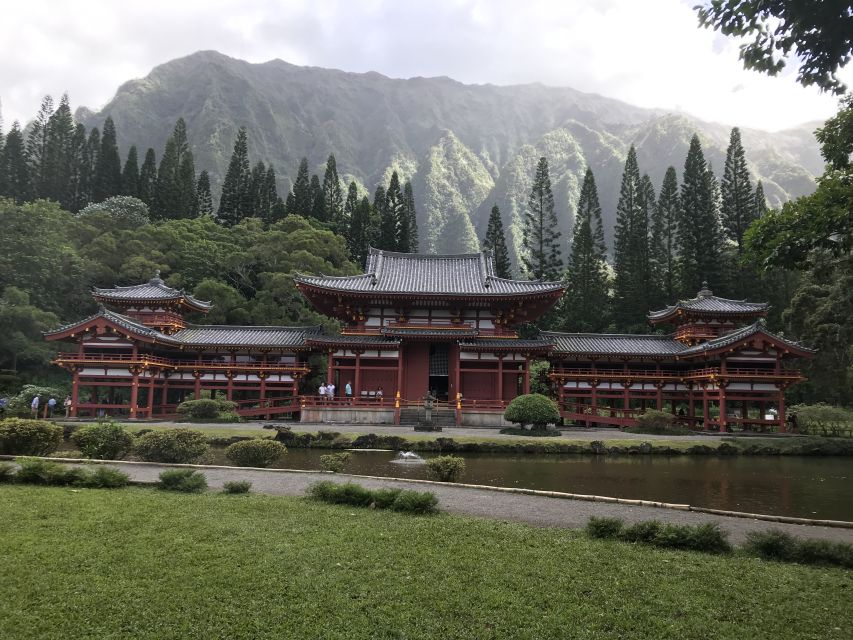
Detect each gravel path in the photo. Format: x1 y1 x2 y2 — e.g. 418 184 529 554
76 460 853 545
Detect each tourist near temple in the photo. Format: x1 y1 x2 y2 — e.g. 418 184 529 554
45 250 812 431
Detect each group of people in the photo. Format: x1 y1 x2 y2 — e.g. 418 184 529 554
28 395 72 419
317 381 383 403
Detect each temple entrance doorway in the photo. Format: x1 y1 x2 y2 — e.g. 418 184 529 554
429 344 449 401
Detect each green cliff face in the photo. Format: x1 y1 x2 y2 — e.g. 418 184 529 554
79 51 819 260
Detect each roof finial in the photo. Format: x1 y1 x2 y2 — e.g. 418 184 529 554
97 303 106 314
150 269 163 285
698 281 713 298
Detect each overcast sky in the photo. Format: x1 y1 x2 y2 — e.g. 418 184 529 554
1 0 849 132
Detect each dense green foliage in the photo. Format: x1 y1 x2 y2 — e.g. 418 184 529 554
626 410 693 436
522 157 563 280
0 419 63 455
424 455 466 482
176 398 239 421
308 481 439 514
504 393 560 428
133 429 210 463
2 485 850 638
156 468 208 493
71 422 134 460
481 204 512 278
586 517 732 554
10 458 130 488
319 451 350 473
222 480 252 494
224 439 286 467
742 529 853 569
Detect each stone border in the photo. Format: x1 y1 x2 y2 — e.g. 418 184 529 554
4 454 852 530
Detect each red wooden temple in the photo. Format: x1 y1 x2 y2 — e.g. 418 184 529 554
45 255 812 431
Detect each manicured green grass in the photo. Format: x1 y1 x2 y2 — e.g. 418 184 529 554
1 486 850 639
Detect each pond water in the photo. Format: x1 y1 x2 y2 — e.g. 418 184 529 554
209 448 853 521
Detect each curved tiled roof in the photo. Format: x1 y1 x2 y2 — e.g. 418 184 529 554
381 326 479 338
679 322 814 356
648 283 766 322
306 334 401 347
172 325 321 348
294 248 564 296
542 331 684 356
459 339 553 351
44 307 180 343
93 272 212 311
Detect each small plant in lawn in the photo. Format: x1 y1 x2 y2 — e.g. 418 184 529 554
586 517 624 539
83 466 131 489
371 487 403 509
503 394 560 430
320 452 350 473
14 458 88 486
156 469 208 493
225 439 286 467
72 421 134 460
619 520 663 544
743 530 853 568
222 480 252 494
390 489 439 514
424 455 466 482
0 419 63 455
0 461 17 482
307 481 438 514
134 429 210 463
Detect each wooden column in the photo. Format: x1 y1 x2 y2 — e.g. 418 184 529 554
70 369 79 417
354 351 362 398
622 383 630 411
193 371 202 399
655 382 663 410
327 349 334 385
396 347 404 400
146 376 156 418
161 375 170 410
778 387 787 433
497 355 504 401
702 386 710 429
718 384 727 433
687 385 695 424
226 371 234 401
522 356 530 395
129 368 139 419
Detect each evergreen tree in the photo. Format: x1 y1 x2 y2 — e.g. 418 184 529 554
375 185 396 250
291 158 311 218
482 204 512 278
249 160 268 217
637 174 656 303
678 134 723 295
721 127 755 255
309 174 326 221
196 170 213 217
79 127 100 208
121 146 139 197
42 94 76 209
154 118 195 218
67 124 89 212
0 122 31 203
264 165 283 224
651 167 680 304
94 116 122 201
386 171 405 250
137 148 157 207
612 146 648 330
322 154 344 229
563 168 609 331
25 95 54 197
402 181 419 252
754 180 768 218
522 157 563 280
344 181 360 258
217 127 251 226
350 192 373 267
285 190 296 216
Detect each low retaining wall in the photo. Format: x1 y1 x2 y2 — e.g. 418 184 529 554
300 407 395 424
460 410 513 427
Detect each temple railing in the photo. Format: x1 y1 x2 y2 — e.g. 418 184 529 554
52 352 309 374
550 367 803 382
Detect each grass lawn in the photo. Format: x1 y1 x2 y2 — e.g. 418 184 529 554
1 486 850 639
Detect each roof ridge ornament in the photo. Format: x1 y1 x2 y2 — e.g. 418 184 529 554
697 281 713 298
150 269 164 285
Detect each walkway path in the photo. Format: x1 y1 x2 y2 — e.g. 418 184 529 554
83 460 853 545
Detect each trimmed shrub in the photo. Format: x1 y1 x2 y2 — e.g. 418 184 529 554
619 520 663 544
0 419 63 455
225 439 286 467
72 422 134 460
503 394 560 429
156 469 208 493
626 410 693 436
4 385 67 418
586 516 624 539
176 398 239 421
424 455 466 482
320 452 350 473
15 458 87 486
650 522 732 554
222 480 252 494
83 466 131 489
134 429 209 463
499 427 561 437
391 489 439 514
0 461 17 482
743 530 853 568
307 481 438 514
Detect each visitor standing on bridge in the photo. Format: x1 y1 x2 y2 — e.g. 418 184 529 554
319 382 327 404
327 382 336 401
46 396 57 418
64 395 72 417
31 395 40 418
345 381 353 403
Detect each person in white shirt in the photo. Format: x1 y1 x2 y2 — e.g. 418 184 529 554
319 383 327 404
327 382 336 401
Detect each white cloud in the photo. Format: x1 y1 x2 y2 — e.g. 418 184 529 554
0 0 849 131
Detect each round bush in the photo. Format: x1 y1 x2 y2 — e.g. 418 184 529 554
176 398 238 420
0 419 63 455
319 452 350 473
134 429 210 463
424 455 466 482
222 480 252 494
503 394 560 429
156 469 208 493
72 422 134 459
225 439 286 467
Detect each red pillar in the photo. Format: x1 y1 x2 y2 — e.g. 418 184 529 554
702 387 710 429
326 349 334 385
522 356 530 395
656 383 663 410
354 352 362 399
718 386 727 433
193 372 202 399
622 384 630 411
497 355 504 402
70 369 79 418
396 346 404 400
146 377 155 418
226 372 234 401
129 370 139 419
778 388 787 433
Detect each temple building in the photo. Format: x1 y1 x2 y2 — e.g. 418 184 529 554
45 252 812 431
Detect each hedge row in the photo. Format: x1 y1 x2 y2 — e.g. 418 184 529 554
308 481 438 514
1 458 130 488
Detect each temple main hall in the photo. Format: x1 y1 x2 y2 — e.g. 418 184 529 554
45 249 812 431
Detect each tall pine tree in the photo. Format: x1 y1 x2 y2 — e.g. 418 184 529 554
217 127 251 226
309 174 325 221
154 118 195 218
402 180 419 252
322 154 344 229
612 146 648 330
25 95 54 198
42 94 76 209
650 167 680 304
196 170 213 217
0 122 31 203
482 204 512 278
291 158 311 218
137 148 157 207
375 185 396 250
67 124 89 212
121 146 139 197
344 181 361 259
678 134 723 295
94 116 122 201
563 168 609 331
386 171 405 250
522 157 563 280
721 127 755 256
754 180 768 218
